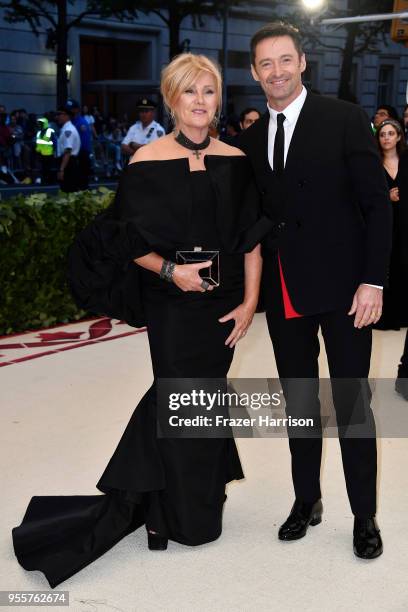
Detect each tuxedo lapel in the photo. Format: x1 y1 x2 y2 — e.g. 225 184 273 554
284 93 317 173
260 111 271 175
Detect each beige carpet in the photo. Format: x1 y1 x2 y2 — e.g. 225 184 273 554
1 315 407 612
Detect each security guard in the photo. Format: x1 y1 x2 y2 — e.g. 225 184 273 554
121 98 165 157
35 117 55 184
55 105 81 192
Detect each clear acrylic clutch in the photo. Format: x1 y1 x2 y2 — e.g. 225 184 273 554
176 246 220 286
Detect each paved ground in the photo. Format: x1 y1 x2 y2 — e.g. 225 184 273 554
1 315 407 612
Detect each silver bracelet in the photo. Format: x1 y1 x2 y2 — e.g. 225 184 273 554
160 259 176 282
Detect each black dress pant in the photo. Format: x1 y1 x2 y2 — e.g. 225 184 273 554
59 155 80 193
263 255 377 518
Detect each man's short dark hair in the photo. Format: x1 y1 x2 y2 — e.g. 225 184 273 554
250 21 303 66
375 104 399 121
239 107 261 124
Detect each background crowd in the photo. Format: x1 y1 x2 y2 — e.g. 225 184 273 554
0 102 131 186
0 100 261 188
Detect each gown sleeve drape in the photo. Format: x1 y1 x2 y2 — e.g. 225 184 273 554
66 156 272 327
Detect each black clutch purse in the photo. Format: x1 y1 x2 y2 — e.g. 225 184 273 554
176 247 220 286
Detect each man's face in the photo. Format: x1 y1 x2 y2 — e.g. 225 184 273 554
374 108 390 128
56 111 68 125
251 35 306 109
240 110 260 130
139 109 154 126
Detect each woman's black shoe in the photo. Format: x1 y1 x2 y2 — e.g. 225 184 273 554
147 532 168 551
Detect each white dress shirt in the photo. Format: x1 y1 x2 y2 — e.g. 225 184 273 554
266 86 382 291
57 120 81 157
267 85 307 171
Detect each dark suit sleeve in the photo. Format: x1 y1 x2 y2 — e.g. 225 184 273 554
344 106 392 287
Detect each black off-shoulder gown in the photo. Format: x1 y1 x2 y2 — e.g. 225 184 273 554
12 160 262 589
375 164 408 329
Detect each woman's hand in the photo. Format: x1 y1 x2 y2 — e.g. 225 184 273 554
172 261 214 292
390 187 399 202
219 301 256 348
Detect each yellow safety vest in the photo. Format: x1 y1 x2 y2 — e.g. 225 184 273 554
36 128 54 156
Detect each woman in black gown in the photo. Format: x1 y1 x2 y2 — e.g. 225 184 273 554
12 54 271 587
375 119 408 398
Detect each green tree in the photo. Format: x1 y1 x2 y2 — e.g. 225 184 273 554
289 0 395 102
137 1 247 60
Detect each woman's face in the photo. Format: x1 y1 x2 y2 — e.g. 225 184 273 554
379 124 400 152
173 72 218 131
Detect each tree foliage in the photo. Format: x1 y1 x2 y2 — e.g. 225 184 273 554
288 0 395 101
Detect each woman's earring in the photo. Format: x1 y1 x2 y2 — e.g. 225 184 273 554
211 113 220 128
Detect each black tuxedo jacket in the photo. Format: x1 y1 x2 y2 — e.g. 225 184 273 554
239 92 392 316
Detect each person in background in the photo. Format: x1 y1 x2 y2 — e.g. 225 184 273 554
66 99 92 190
372 104 399 132
0 104 10 125
222 116 241 145
23 113 39 180
0 112 14 184
90 106 106 173
375 119 408 400
402 104 408 145
35 116 56 185
9 113 24 167
239 107 261 131
103 117 124 174
121 98 165 158
55 105 81 193
91 106 103 131
82 105 97 138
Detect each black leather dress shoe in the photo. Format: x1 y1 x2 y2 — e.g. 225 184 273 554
353 518 383 559
395 377 408 401
278 499 323 541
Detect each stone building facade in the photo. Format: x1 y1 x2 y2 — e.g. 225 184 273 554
1 0 407 122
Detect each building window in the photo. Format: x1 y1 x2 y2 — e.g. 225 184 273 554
80 36 152 82
377 65 394 106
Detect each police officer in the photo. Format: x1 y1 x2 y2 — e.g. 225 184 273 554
35 117 55 185
55 105 81 192
65 99 92 190
121 98 165 157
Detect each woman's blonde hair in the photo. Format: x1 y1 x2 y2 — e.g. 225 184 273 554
160 53 222 125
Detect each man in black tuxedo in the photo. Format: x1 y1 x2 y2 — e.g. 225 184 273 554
239 22 392 559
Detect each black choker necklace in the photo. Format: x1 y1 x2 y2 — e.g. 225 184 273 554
174 130 210 159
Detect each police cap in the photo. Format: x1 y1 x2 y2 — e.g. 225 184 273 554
136 98 156 110
66 99 80 110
